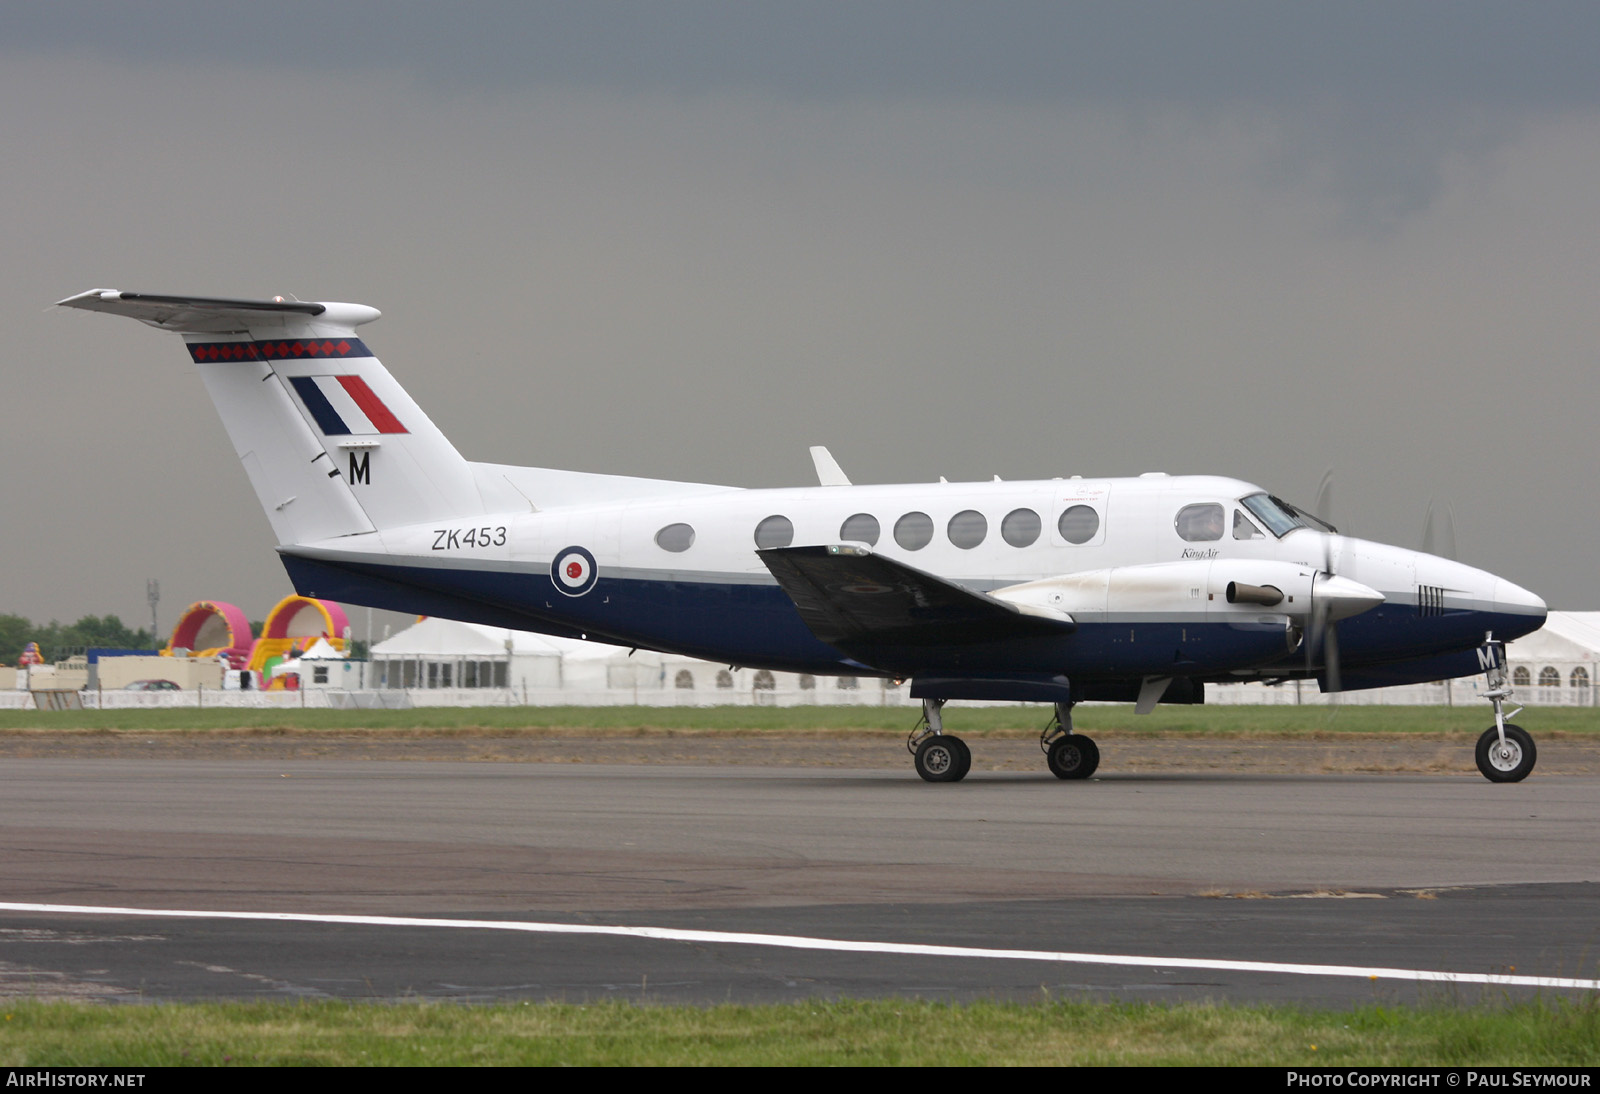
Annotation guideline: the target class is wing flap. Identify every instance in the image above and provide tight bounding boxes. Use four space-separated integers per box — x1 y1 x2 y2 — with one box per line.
758 544 1074 649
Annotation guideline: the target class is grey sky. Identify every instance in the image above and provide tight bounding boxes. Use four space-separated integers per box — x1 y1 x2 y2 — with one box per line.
2 3 1597 634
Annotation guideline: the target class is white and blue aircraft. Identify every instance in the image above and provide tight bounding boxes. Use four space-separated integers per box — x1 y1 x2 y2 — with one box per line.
60 289 1548 783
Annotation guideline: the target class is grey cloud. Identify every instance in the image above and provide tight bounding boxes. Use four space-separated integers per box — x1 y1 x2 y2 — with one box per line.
4 2 1596 109
9 2 1596 229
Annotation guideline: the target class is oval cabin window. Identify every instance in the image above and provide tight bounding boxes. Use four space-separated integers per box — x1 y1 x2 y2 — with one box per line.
947 510 987 549
894 512 934 551
1174 503 1225 542
1001 508 1041 548
1057 505 1100 545
839 513 880 545
655 523 695 552
754 515 794 549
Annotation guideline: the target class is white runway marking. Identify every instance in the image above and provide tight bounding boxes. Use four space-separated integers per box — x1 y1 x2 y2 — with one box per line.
2 901 1595 992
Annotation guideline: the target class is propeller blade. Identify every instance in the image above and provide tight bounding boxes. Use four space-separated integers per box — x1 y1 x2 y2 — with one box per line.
1313 468 1337 574
1314 469 1335 521
1306 572 1380 693
1422 499 1457 560
1324 621 1342 694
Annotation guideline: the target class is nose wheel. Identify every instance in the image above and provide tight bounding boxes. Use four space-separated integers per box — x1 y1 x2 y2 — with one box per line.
1474 635 1537 783
1476 724 1535 783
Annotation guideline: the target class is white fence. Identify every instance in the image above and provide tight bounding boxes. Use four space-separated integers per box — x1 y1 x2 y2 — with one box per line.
0 682 925 711
4 678 1597 711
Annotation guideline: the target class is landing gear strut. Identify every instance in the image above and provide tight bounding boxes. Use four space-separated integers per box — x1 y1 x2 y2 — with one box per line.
1040 701 1099 780
1474 634 1536 783
909 698 970 782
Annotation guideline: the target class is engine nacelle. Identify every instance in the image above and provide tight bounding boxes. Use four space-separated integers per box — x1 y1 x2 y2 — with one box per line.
990 559 1381 626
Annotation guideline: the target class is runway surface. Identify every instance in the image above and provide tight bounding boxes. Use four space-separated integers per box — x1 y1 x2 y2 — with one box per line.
1 757 1596 1005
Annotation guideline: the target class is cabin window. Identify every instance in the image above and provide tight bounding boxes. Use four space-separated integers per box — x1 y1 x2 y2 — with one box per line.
754 515 794 549
674 669 695 689
1175 503 1225 542
1540 666 1561 688
1001 508 1041 548
894 512 934 551
947 510 987 550
1057 505 1100 545
655 523 695 552
1233 510 1264 540
840 513 880 545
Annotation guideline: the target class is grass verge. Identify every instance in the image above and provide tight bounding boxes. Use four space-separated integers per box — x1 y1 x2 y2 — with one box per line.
2 998 1597 1066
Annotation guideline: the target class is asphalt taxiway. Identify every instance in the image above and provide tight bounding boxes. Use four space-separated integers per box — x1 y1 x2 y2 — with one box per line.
1 757 1596 1005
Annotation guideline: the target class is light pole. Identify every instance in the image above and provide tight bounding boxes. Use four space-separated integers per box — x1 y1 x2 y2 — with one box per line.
146 579 160 649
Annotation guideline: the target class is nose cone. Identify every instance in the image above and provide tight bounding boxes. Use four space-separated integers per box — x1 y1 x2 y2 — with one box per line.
1494 577 1547 629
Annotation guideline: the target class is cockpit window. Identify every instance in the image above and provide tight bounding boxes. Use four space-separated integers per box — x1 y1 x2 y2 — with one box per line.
1240 493 1337 538
1175 503 1225 542
1232 509 1263 540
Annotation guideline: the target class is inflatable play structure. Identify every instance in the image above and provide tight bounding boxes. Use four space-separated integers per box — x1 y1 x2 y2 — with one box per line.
165 600 253 668
164 595 349 689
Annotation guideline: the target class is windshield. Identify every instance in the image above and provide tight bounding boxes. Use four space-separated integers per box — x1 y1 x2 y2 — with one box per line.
1240 493 1337 538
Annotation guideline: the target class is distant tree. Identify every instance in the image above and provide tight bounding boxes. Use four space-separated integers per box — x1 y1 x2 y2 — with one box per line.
68 615 154 652
0 613 155 664
0 614 32 665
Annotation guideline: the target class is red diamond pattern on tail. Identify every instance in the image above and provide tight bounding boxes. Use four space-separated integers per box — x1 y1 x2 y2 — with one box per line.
187 337 370 362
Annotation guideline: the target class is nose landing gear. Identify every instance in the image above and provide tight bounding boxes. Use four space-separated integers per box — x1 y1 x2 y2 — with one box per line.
1474 635 1536 783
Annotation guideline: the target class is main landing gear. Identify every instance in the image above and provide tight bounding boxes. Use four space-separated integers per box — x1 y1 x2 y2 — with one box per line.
908 699 970 782
1474 634 1536 783
1041 702 1099 780
908 699 1100 782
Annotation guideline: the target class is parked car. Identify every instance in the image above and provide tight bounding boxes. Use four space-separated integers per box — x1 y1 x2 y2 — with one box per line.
124 679 181 691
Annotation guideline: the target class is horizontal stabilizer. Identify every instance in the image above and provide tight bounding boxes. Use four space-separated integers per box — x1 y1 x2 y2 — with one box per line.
56 290 377 334
758 544 1075 650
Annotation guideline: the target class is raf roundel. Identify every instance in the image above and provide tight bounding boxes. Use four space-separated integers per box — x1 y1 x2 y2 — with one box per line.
551 546 599 597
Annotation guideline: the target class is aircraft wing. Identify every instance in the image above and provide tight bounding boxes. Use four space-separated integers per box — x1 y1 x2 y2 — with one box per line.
758 544 1075 650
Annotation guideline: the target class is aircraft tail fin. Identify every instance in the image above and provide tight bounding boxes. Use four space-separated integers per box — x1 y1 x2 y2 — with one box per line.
58 290 483 544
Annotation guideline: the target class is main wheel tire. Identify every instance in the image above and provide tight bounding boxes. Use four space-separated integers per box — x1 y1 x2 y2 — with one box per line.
915 736 967 783
1047 734 1099 780
1475 724 1536 783
948 735 972 781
